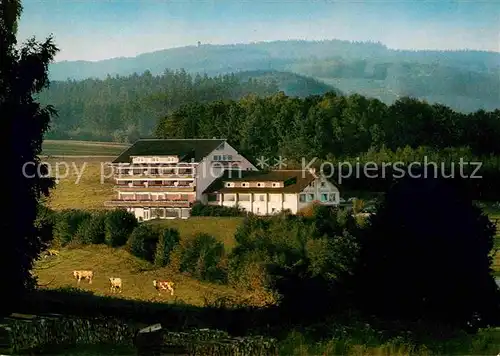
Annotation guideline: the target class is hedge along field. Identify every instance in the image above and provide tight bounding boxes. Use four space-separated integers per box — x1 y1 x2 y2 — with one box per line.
34 245 249 306
34 208 253 306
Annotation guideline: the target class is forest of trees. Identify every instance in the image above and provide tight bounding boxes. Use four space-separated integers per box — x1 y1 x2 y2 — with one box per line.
156 92 500 161
47 40 500 113
37 70 280 142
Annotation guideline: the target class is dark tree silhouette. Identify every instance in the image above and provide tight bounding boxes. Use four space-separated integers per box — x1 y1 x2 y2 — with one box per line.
347 171 500 330
0 0 58 316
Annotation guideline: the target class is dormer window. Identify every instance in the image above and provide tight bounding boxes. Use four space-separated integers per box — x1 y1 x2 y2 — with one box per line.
257 182 265 187
272 182 279 188
225 182 235 188
241 182 249 188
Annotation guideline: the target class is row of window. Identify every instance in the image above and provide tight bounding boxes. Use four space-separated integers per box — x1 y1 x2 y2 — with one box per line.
308 181 328 188
120 193 193 199
213 154 233 161
208 194 270 202
208 192 337 203
224 181 331 189
299 193 337 203
119 181 193 187
132 156 179 163
126 169 193 175
224 182 280 188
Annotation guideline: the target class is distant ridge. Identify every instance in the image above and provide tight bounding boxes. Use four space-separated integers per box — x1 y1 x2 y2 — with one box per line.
47 39 500 114
49 39 500 81
52 39 500 65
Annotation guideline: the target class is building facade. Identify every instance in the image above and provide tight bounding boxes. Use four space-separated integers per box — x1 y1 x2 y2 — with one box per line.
104 139 256 221
202 169 340 215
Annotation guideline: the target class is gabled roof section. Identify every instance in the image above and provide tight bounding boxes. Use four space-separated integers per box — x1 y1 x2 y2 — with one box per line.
112 139 226 164
203 170 319 194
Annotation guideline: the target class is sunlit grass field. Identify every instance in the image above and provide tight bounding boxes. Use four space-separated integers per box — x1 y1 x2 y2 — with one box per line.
148 218 241 251
42 140 129 156
34 244 248 307
31 140 500 355
45 157 115 210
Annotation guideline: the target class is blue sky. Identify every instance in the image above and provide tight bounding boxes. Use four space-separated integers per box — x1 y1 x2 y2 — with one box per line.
17 0 500 62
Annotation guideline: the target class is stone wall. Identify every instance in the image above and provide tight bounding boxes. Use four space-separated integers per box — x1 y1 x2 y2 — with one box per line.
138 328 278 356
2 315 134 353
1 315 278 355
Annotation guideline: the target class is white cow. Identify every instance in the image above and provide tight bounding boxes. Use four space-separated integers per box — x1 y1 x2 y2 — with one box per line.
109 277 122 293
73 270 93 284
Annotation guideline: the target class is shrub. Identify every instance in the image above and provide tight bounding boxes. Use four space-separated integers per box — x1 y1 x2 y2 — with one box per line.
228 212 361 314
154 228 180 267
190 201 246 217
75 212 106 245
174 233 227 283
297 201 322 217
53 209 92 246
127 225 159 262
104 209 137 247
348 173 500 330
352 199 365 214
34 204 56 248
228 249 272 291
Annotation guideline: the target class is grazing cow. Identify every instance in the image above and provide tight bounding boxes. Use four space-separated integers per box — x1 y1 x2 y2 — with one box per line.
73 270 93 284
45 249 59 258
153 280 174 296
109 277 122 293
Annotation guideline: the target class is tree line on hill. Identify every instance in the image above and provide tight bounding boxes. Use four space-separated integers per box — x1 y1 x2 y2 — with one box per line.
38 64 500 144
37 172 500 337
156 92 500 199
47 39 500 113
156 92 500 159
36 70 279 142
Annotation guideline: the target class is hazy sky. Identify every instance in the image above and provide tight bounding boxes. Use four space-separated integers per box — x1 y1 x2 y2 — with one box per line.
17 0 500 62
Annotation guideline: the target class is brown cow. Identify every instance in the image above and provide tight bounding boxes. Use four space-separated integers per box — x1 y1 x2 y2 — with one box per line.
153 280 174 296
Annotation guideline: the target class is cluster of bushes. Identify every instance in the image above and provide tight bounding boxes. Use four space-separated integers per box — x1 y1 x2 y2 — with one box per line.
223 206 361 307
51 209 138 248
190 201 247 217
40 172 500 335
192 174 500 332
127 225 180 267
126 225 227 280
44 208 228 276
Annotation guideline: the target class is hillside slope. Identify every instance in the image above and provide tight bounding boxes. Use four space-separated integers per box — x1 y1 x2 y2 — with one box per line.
34 245 247 306
38 70 339 141
47 39 500 113
233 70 340 97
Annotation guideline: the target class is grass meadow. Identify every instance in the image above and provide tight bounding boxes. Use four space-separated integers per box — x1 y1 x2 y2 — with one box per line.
41 140 129 156
29 140 500 354
44 157 116 210
34 244 248 307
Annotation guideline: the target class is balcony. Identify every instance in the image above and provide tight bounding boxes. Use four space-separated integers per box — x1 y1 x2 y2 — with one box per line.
115 174 195 180
104 199 192 208
114 185 195 192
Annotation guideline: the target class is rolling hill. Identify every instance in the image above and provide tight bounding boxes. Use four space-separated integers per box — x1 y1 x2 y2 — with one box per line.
47 39 500 113
38 69 339 142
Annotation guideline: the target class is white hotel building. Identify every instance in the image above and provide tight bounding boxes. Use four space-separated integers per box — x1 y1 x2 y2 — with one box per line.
105 138 340 220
